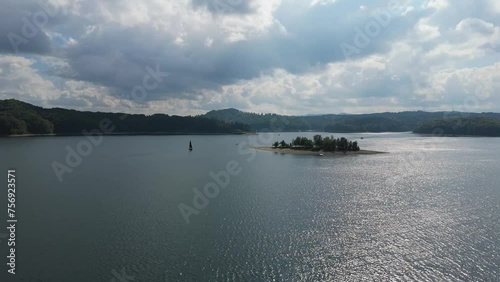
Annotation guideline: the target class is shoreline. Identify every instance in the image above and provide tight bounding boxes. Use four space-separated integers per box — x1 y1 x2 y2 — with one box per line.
413 133 500 138
1 132 255 138
253 147 386 156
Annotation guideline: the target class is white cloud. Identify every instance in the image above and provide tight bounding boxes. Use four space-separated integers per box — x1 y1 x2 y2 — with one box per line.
415 19 441 41
0 55 60 102
0 55 133 112
456 18 495 34
490 0 500 13
424 18 500 60
416 62 500 109
427 0 449 10
310 0 337 7
204 37 214 48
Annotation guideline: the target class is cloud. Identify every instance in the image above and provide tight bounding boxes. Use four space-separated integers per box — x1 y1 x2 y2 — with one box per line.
0 0 499 115
0 0 58 54
0 55 59 103
190 0 257 15
0 54 133 112
55 0 421 102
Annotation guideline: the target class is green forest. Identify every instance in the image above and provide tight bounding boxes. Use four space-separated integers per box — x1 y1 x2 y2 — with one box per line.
413 116 500 137
2 99 500 137
204 108 500 133
273 135 360 152
0 99 250 135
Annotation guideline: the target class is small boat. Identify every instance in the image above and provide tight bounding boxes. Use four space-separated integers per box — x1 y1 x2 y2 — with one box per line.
189 141 193 151
318 153 324 156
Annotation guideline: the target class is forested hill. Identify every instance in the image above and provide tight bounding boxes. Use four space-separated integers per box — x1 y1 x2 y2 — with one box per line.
413 117 500 137
3 99 500 136
0 99 250 135
204 108 500 133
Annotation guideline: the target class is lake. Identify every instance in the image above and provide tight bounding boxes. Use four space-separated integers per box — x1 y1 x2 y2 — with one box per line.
0 132 499 281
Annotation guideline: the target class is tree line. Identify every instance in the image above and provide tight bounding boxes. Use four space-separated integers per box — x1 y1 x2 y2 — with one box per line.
0 99 251 135
204 108 500 133
413 116 500 137
273 135 360 152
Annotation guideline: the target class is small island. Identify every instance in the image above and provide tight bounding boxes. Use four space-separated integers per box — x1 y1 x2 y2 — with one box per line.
254 135 385 156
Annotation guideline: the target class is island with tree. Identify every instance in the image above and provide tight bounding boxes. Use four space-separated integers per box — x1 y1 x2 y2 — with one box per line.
255 135 384 156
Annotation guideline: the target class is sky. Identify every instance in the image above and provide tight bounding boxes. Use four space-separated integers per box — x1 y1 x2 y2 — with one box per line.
0 0 499 115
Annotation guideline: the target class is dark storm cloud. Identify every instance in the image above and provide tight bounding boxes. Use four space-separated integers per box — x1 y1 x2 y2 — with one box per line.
61 25 235 101
57 0 428 103
0 0 427 100
0 0 56 54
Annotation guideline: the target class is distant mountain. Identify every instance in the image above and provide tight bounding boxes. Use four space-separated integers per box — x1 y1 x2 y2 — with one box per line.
203 108 500 133
0 99 250 136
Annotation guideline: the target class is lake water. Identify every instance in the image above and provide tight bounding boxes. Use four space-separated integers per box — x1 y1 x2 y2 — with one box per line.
0 132 499 281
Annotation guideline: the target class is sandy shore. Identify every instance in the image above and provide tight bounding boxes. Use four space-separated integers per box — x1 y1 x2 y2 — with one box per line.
253 147 386 156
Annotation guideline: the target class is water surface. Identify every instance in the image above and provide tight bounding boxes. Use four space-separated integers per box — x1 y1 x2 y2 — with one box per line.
0 132 499 281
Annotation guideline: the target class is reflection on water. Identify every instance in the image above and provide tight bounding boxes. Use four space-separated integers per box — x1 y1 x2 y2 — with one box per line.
0 133 499 281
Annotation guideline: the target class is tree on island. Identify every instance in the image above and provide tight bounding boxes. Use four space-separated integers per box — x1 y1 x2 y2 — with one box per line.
280 140 288 148
273 140 290 148
352 141 360 151
292 136 314 148
313 134 323 147
289 135 360 152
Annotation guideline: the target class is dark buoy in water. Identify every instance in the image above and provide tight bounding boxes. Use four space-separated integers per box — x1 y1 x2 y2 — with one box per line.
189 141 193 151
